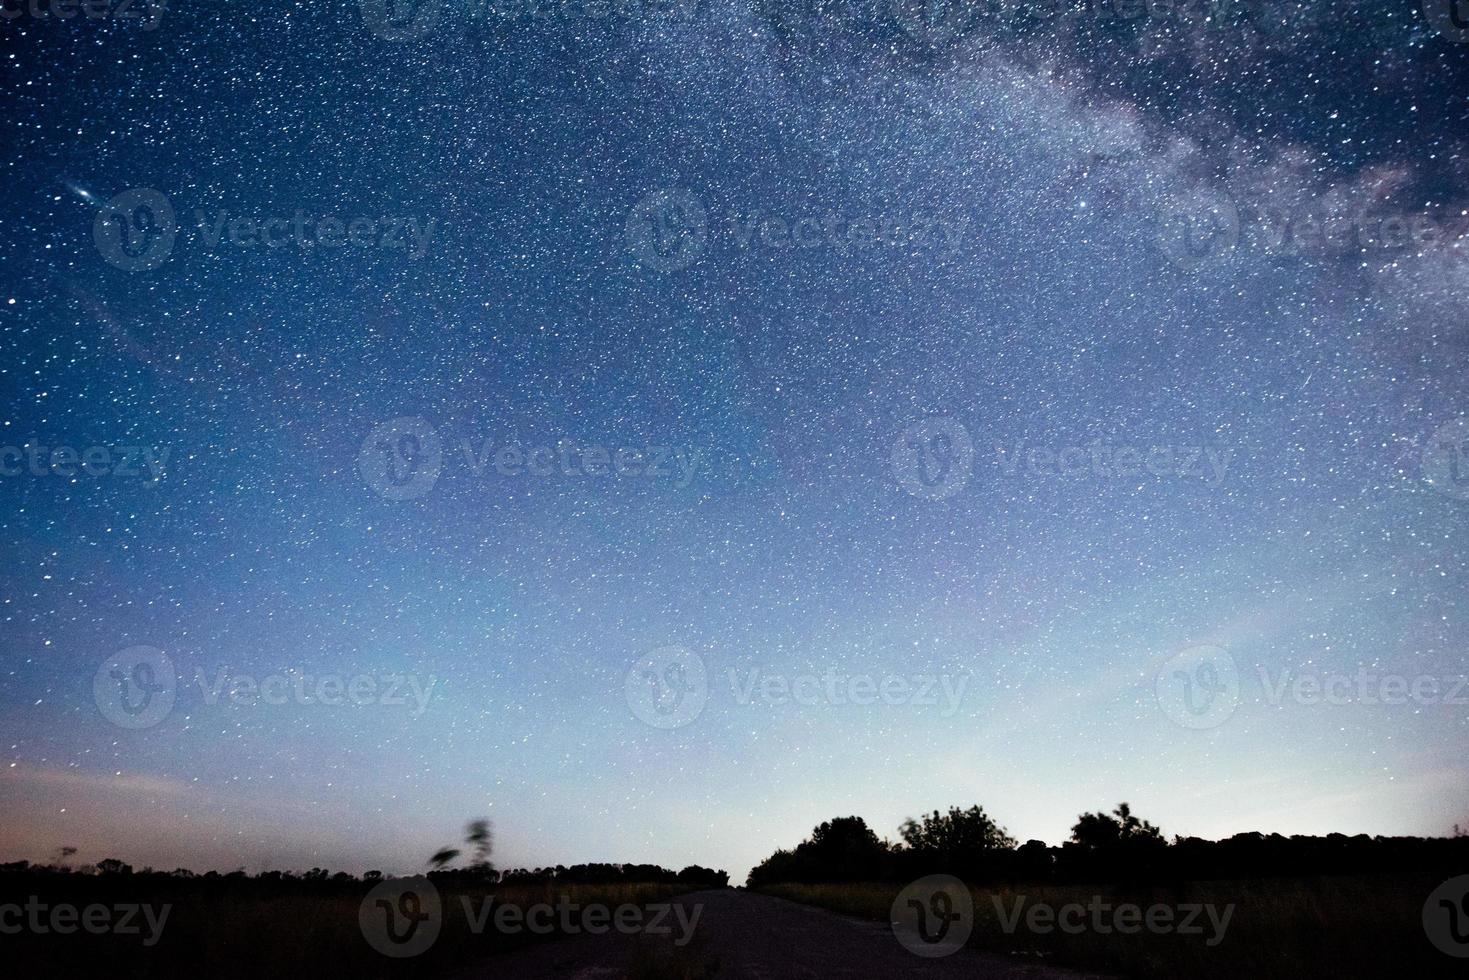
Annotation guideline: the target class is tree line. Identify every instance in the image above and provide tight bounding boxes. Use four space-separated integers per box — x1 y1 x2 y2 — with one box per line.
425 817 729 887
745 802 1469 886
0 858 730 890
3 817 731 890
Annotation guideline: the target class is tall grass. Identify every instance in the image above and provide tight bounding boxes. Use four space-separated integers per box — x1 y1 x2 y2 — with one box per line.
762 873 1459 979
0 874 693 979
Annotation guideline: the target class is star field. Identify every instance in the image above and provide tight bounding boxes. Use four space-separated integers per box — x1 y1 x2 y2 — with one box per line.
0 0 1466 881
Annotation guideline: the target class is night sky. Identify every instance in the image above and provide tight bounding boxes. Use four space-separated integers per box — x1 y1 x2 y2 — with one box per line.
1 0 1467 883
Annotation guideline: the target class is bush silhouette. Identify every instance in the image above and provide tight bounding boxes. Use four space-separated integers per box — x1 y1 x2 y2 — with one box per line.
747 801 1469 886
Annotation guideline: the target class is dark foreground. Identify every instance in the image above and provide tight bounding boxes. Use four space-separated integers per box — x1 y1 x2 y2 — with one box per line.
459 888 1109 980
3 869 1463 978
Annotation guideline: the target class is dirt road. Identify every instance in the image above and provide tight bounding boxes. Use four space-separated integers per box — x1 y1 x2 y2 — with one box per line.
461 888 1111 979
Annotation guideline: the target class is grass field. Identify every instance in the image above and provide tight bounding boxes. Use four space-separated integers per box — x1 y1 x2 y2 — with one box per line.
0 875 694 979
761 874 1458 979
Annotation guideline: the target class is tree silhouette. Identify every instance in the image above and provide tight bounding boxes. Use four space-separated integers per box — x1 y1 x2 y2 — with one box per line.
466 819 493 871
429 817 495 874
746 816 889 885
428 847 461 869
900 805 1017 853
1071 802 1162 849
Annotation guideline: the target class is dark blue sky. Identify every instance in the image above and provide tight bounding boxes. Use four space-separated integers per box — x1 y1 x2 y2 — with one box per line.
1 1 1466 881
